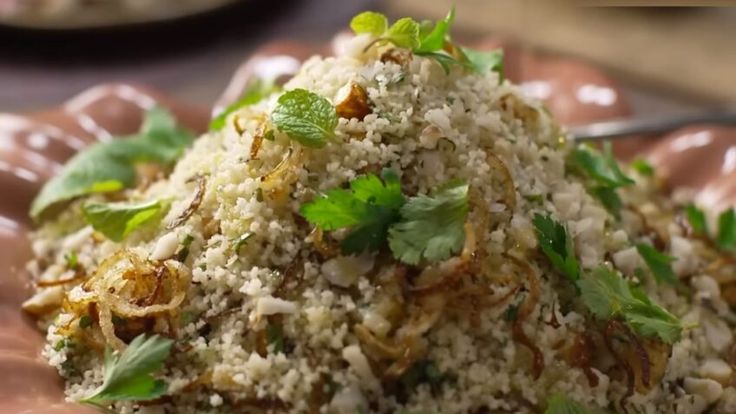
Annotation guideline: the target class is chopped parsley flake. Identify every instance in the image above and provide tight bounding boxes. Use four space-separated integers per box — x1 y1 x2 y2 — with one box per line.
686 204 708 236
717 208 736 250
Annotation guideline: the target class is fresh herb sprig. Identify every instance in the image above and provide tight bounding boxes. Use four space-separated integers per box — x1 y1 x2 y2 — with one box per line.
80 334 173 407
350 9 503 77
570 142 634 217
271 88 338 148
31 108 193 221
301 171 468 264
82 199 167 242
579 266 682 343
532 214 580 281
635 243 679 287
685 204 736 252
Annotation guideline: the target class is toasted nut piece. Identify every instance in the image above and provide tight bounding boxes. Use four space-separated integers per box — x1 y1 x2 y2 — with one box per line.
380 48 413 66
335 83 371 121
699 359 733 385
22 286 64 316
684 377 723 404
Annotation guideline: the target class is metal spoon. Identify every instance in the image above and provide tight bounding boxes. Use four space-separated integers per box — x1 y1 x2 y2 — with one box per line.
570 108 736 141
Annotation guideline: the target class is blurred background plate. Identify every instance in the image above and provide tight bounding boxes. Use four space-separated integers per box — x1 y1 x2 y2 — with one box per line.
0 0 243 30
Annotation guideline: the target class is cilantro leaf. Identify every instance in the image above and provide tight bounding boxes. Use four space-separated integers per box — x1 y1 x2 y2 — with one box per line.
210 78 279 131
631 159 655 177
578 266 682 343
532 214 580 281
636 243 679 286
572 143 634 189
414 51 465 74
686 204 708 236
81 334 173 404
590 186 623 219
271 89 338 148
301 169 405 254
31 107 193 221
415 7 454 53
717 208 736 250
350 11 388 36
459 47 504 79
82 199 166 242
545 393 606 414
388 180 468 265
386 17 420 49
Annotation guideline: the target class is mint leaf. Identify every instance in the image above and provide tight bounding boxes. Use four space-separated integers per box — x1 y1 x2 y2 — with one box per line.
545 393 606 414
82 199 165 242
31 107 193 221
388 180 468 264
578 266 681 343
636 243 679 286
386 17 420 49
686 204 708 236
210 78 279 131
301 169 405 254
459 47 504 78
631 159 655 177
81 334 173 404
271 89 338 148
416 7 454 53
350 11 388 36
717 208 736 250
532 214 580 281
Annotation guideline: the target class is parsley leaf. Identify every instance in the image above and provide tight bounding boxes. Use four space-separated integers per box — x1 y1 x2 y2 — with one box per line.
578 266 682 343
686 204 708 236
301 169 405 254
350 11 388 36
271 89 338 148
636 243 679 286
210 78 279 131
388 180 468 265
571 142 633 216
545 393 605 414
82 199 166 242
631 159 655 177
532 214 580 281
81 334 173 404
386 17 420 49
31 107 193 221
717 208 736 250
572 143 634 188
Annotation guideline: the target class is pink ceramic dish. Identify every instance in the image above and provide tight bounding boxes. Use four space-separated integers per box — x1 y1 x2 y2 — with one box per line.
0 34 733 413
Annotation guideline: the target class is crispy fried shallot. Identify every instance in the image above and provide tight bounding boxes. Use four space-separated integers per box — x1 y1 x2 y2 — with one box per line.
168 175 207 229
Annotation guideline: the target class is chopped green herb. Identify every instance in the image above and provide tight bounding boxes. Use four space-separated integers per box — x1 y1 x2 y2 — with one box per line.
54 339 67 351
175 234 195 262
263 129 275 141
65 251 79 270
631 159 655 177
80 334 173 405
399 360 450 393
31 108 193 221
578 266 682 343
233 232 255 253
571 142 633 216
386 17 420 49
717 208 736 250
79 315 93 329
459 48 504 81
271 89 338 148
415 7 454 53
266 323 284 354
350 11 388 36
686 204 708 236
635 243 679 286
388 180 468 265
523 194 545 204
209 78 280 131
504 301 520 322
302 169 405 254
82 199 165 242
532 214 580 281
545 393 605 414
